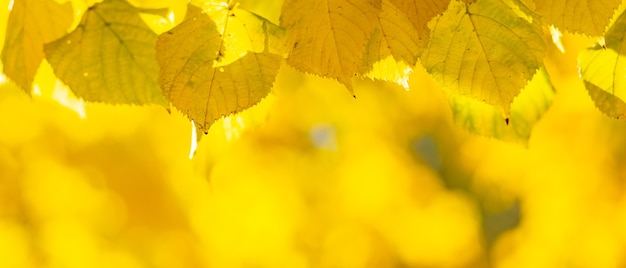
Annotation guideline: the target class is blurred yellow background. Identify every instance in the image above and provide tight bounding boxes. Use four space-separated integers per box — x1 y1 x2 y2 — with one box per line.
2 0 626 267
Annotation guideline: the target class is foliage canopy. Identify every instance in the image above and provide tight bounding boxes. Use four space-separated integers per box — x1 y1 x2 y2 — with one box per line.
2 0 625 142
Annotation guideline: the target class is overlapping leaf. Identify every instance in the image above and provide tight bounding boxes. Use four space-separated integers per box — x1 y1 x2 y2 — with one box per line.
535 0 621 36
580 9 626 119
1 0 72 93
421 0 546 116
446 68 554 144
387 0 449 37
156 5 283 133
230 9 288 56
201 1 289 62
358 0 423 87
280 0 382 94
44 0 166 105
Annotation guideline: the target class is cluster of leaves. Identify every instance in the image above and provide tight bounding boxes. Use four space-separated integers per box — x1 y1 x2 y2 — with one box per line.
2 0 625 143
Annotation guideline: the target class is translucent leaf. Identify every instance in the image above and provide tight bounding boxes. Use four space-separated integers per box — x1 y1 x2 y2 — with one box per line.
535 0 620 36
230 9 289 57
387 0 449 37
358 0 424 87
421 0 546 115
446 68 554 144
156 7 282 133
44 0 166 105
200 1 288 62
580 10 626 119
1 0 72 93
280 0 382 94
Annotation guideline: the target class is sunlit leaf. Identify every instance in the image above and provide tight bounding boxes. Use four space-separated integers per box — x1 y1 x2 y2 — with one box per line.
580 10 626 119
1 0 72 93
358 0 423 87
535 0 621 36
421 0 546 115
280 0 382 94
387 0 449 37
194 0 288 64
446 68 554 144
156 6 282 133
44 0 166 105
230 9 289 57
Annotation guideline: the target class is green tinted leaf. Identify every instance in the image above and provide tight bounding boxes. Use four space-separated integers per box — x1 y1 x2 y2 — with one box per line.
280 0 382 94
1 0 72 93
580 10 626 119
156 7 282 132
421 0 546 115
585 81 626 119
535 0 620 36
359 0 424 87
44 0 166 105
447 68 554 144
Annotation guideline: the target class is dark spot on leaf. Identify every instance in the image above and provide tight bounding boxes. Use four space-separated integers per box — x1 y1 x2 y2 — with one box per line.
505 118 509 125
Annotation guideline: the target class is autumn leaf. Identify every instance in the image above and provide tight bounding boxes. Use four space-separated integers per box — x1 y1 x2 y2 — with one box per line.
156 5 282 133
580 9 626 119
387 0 449 37
446 68 554 144
421 0 546 116
358 0 423 87
44 0 166 105
280 0 382 94
1 0 72 93
535 0 621 36
200 1 289 62
229 9 289 57
585 81 626 119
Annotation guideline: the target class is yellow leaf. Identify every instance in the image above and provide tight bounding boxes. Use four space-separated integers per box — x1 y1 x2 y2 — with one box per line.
230 9 289 57
280 0 382 94
584 81 626 119
535 0 620 36
44 0 166 105
156 7 282 133
190 1 288 63
387 0 449 37
421 0 545 115
580 10 626 119
1 0 72 93
446 68 554 144
359 0 424 87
